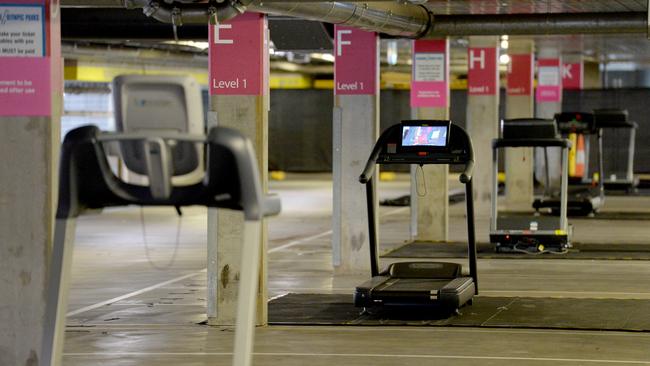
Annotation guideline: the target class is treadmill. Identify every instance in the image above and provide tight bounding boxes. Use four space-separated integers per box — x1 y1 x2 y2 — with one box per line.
533 112 605 216
593 108 639 192
354 120 477 313
490 119 572 252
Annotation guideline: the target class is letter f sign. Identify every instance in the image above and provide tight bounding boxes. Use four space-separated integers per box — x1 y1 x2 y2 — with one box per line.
337 29 352 57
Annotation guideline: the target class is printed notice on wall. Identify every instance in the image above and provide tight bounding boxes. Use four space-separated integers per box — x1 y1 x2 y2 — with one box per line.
0 5 45 57
414 53 445 82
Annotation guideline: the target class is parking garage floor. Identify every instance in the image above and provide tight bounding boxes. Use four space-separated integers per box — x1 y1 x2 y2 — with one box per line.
62 175 650 365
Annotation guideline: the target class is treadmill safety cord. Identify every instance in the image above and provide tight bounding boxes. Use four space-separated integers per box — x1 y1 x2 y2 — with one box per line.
415 164 428 197
140 206 183 270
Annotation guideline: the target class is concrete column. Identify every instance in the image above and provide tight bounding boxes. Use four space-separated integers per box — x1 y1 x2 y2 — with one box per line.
505 39 535 210
332 27 379 274
466 36 499 217
535 47 563 189
0 1 62 364
409 39 449 242
207 13 269 326
583 61 602 89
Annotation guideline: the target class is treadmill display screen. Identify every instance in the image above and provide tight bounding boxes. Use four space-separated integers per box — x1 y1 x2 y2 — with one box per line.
401 125 448 147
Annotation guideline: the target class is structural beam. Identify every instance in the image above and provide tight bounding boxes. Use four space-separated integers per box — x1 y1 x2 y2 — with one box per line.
466 36 499 219
0 1 62 364
505 38 536 210
207 13 270 326
409 38 449 242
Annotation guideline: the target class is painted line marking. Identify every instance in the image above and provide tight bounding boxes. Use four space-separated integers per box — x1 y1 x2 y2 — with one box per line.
61 352 650 363
268 206 407 254
64 324 650 337
66 270 206 317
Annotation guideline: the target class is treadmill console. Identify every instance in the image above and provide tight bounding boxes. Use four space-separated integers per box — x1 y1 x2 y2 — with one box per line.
555 112 595 133
501 119 558 139
377 120 470 165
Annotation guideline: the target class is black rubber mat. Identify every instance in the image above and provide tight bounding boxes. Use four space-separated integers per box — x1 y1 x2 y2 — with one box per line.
269 293 650 331
382 241 650 260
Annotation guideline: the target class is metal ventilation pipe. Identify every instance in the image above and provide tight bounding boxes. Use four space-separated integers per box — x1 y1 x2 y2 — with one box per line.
247 1 432 38
79 1 432 38
428 12 647 36
121 0 253 24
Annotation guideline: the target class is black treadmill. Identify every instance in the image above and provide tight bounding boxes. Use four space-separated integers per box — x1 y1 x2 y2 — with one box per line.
354 120 477 313
533 112 605 216
594 108 639 192
490 119 572 252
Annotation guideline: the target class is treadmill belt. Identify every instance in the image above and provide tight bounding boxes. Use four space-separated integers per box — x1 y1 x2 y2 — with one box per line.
382 241 650 260
269 293 650 331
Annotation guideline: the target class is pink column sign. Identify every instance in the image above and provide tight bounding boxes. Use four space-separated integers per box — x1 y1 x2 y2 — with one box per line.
507 54 534 96
536 58 562 102
562 62 583 90
334 26 378 95
467 47 498 96
0 0 52 116
209 12 266 96
410 39 449 108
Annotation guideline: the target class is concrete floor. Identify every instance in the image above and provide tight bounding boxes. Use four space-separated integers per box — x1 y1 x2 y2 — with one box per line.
63 175 650 365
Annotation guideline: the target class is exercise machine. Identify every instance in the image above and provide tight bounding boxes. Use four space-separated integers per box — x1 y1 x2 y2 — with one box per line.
490 119 572 252
355 120 477 313
41 126 279 366
594 108 639 192
111 75 206 186
533 112 604 216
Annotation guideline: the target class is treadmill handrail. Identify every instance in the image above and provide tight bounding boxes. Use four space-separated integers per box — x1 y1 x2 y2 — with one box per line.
493 138 572 148
359 125 400 184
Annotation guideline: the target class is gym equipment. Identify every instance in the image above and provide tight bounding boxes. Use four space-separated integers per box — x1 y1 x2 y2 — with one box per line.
593 108 639 192
112 75 205 186
41 126 279 366
533 112 604 216
490 119 572 252
355 120 477 313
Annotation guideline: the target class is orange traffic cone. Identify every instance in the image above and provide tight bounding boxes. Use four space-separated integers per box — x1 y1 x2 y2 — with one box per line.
574 134 586 178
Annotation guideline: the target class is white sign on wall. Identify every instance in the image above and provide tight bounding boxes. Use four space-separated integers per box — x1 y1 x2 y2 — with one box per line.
0 5 45 57
414 53 445 82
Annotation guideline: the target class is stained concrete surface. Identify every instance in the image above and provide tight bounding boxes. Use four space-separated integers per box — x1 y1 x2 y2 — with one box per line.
62 175 650 365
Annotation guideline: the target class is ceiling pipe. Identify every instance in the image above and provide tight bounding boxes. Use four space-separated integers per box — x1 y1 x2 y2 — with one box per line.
60 1 648 37
246 1 432 38
427 12 647 36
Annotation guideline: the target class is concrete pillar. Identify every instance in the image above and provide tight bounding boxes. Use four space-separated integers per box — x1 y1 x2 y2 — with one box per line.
466 36 499 217
505 39 535 210
207 13 269 325
583 61 602 89
0 1 62 364
332 27 379 274
409 39 449 242
535 47 563 189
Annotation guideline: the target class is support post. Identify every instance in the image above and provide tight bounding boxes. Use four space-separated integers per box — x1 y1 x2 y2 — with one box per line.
466 36 499 218
505 38 535 210
535 47 563 189
0 1 62 364
409 38 450 242
332 26 379 274
207 12 270 325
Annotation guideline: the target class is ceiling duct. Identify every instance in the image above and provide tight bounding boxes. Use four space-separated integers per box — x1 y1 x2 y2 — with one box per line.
247 2 431 38
429 12 647 36
61 1 648 38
